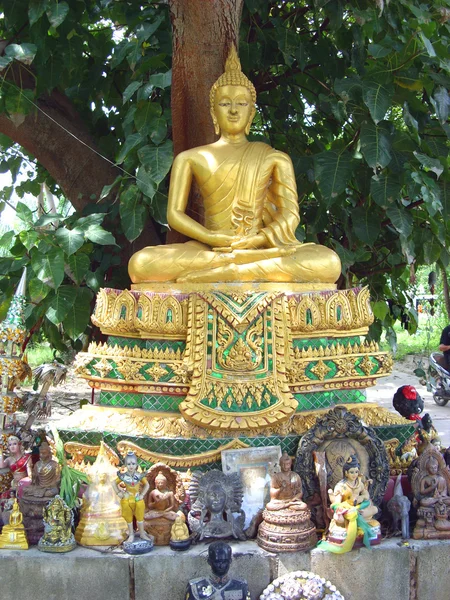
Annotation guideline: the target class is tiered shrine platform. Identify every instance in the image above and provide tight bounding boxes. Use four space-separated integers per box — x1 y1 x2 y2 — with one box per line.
58 284 413 467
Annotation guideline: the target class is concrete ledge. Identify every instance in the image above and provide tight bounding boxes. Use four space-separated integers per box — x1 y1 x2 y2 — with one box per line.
0 539 449 600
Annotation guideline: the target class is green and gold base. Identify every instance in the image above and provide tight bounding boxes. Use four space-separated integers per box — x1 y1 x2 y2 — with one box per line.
59 284 410 468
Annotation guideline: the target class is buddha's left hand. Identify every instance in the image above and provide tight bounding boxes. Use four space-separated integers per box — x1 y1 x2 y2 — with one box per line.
231 233 265 249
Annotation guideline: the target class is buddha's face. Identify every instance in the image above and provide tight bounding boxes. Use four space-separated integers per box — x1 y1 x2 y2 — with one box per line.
39 444 51 462
155 477 167 491
345 467 359 482
207 483 226 513
213 85 254 135
427 460 439 475
280 455 292 473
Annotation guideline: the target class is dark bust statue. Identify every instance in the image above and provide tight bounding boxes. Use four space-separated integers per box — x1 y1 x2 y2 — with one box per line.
185 541 250 600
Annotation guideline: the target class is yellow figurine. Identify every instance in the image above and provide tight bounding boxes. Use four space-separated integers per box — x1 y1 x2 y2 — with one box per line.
129 46 341 285
170 511 190 542
0 498 28 550
112 451 152 543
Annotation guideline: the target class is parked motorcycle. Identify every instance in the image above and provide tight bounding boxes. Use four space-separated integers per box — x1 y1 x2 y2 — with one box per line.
428 352 450 406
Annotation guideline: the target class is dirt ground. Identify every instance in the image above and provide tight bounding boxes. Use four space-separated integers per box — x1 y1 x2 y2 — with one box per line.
22 353 450 447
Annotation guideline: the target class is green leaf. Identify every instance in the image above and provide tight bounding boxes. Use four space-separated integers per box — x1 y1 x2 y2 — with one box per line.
55 227 85 256
116 133 142 164
136 165 156 199
75 213 105 231
148 70 172 89
0 57 13 71
362 78 393 124
34 213 64 227
413 152 444 179
31 247 65 288
370 174 402 208
67 252 90 285
352 206 380 246
134 103 162 136
19 230 39 250
372 301 389 320
431 87 450 124
314 150 354 205
84 225 116 245
29 0 48 25
0 230 15 250
15 202 33 223
122 81 142 104
29 278 51 302
64 287 93 339
138 140 173 185
46 1 69 28
47 285 78 324
149 190 168 226
5 43 37 65
99 176 123 201
419 32 436 57
120 185 147 242
386 205 413 236
360 122 392 169
150 116 168 145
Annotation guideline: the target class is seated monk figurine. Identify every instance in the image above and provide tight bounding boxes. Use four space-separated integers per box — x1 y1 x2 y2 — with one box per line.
419 455 450 530
128 46 341 285
266 452 307 512
24 442 60 499
145 471 178 521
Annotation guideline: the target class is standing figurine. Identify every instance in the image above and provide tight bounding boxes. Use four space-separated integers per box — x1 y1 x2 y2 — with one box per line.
0 435 32 495
185 541 251 600
112 451 152 544
257 452 316 552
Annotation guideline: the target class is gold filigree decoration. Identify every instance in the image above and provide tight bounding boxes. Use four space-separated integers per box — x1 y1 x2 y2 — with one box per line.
217 317 263 371
334 357 359 378
58 403 409 442
116 439 250 467
146 364 168 382
115 359 146 381
310 360 332 381
359 355 375 376
384 437 416 475
86 341 183 362
94 357 113 379
64 441 120 467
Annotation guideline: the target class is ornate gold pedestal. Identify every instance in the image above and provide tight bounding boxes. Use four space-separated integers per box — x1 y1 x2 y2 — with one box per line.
58 284 408 468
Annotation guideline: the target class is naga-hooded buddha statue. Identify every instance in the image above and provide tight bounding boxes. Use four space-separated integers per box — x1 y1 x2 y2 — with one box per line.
128 46 341 285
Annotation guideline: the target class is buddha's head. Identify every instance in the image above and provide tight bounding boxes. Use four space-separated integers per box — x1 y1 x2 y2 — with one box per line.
426 456 439 475
343 454 361 482
155 471 168 491
39 442 52 462
206 482 227 514
210 45 256 136
279 451 292 473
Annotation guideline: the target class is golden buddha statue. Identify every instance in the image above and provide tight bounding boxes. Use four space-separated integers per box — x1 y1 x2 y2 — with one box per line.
0 498 28 550
128 46 341 285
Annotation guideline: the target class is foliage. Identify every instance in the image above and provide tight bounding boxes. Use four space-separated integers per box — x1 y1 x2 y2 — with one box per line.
50 425 89 508
0 0 449 350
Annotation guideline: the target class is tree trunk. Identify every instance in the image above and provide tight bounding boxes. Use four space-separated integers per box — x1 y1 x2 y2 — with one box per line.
167 0 244 242
0 86 118 213
441 264 450 320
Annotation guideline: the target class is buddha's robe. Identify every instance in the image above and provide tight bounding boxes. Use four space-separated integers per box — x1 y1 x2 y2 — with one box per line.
129 142 341 284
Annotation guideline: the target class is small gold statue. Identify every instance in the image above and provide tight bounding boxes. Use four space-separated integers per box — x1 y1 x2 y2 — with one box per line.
75 443 128 546
257 452 316 552
38 495 76 552
129 46 341 285
0 498 28 550
112 451 152 544
171 511 190 542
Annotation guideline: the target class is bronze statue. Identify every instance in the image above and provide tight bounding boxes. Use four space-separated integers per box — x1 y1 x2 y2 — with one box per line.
188 470 246 541
143 462 185 545
128 46 340 285
38 495 76 553
411 444 450 538
185 541 251 600
257 452 316 552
